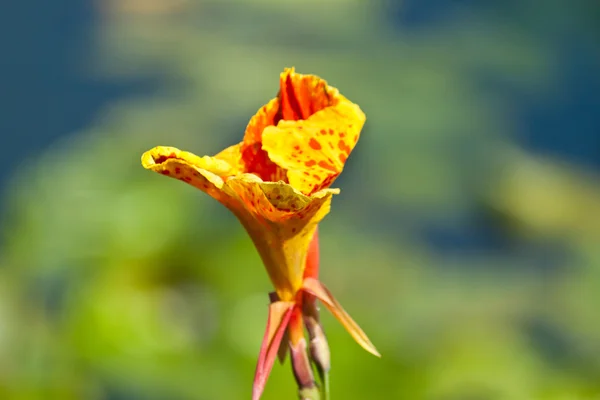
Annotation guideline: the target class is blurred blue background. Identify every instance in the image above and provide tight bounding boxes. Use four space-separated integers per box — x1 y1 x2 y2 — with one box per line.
1 0 599 399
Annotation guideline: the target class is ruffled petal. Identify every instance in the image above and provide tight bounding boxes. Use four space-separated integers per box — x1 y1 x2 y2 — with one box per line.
239 68 361 189
142 146 339 301
241 98 287 182
279 67 337 121
244 97 281 146
141 146 234 202
262 96 365 195
302 277 380 357
225 175 338 300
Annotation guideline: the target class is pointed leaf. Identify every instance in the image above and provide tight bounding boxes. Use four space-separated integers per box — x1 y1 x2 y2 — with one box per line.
252 301 295 400
302 278 380 357
276 328 289 364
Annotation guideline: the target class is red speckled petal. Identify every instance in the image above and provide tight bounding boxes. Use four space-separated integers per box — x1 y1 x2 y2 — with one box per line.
262 96 365 195
302 277 380 357
141 146 235 202
225 175 338 300
142 146 339 301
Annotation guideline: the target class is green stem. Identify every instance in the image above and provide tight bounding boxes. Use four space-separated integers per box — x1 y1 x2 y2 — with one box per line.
298 386 321 400
321 369 330 400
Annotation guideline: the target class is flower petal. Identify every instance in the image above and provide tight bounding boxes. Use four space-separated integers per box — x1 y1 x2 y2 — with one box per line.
214 142 244 176
141 146 235 202
262 96 366 195
279 67 337 121
142 147 339 301
253 301 295 400
225 176 338 300
244 97 281 146
241 97 287 182
302 277 380 357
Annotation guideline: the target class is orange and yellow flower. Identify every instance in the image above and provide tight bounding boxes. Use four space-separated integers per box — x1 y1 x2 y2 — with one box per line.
141 68 378 399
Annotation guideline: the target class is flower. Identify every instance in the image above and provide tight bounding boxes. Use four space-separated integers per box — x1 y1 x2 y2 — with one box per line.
141 68 379 399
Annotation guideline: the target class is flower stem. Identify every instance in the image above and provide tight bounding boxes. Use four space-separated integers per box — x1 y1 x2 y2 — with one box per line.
319 368 330 400
298 386 321 400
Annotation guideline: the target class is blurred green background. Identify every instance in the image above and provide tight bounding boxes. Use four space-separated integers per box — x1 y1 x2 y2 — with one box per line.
1 0 600 399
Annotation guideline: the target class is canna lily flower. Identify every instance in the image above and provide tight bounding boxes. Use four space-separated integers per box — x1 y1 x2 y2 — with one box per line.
141 68 379 399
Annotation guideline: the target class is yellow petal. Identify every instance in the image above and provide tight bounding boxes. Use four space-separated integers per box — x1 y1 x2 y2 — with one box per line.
239 68 363 191
226 175 338 300
302 277 380 357
142 69 363 302
142 146 339 301
214 142 244 176
262 95 365 195
141 146 235 202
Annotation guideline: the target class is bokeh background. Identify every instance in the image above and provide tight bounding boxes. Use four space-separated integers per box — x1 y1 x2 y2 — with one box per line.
1 0 600 399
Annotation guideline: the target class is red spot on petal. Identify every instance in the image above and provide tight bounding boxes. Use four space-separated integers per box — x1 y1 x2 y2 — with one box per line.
328 129 334 135
339 154 347 163
338 140 351 155
293 145 300 150
303 171 310 176
318 160 337 172
305 160 317 167
313 174 321 180
319 129 327 135
175 167 181 174
309 138 322 150
161 170 170 175
339 132 346 138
